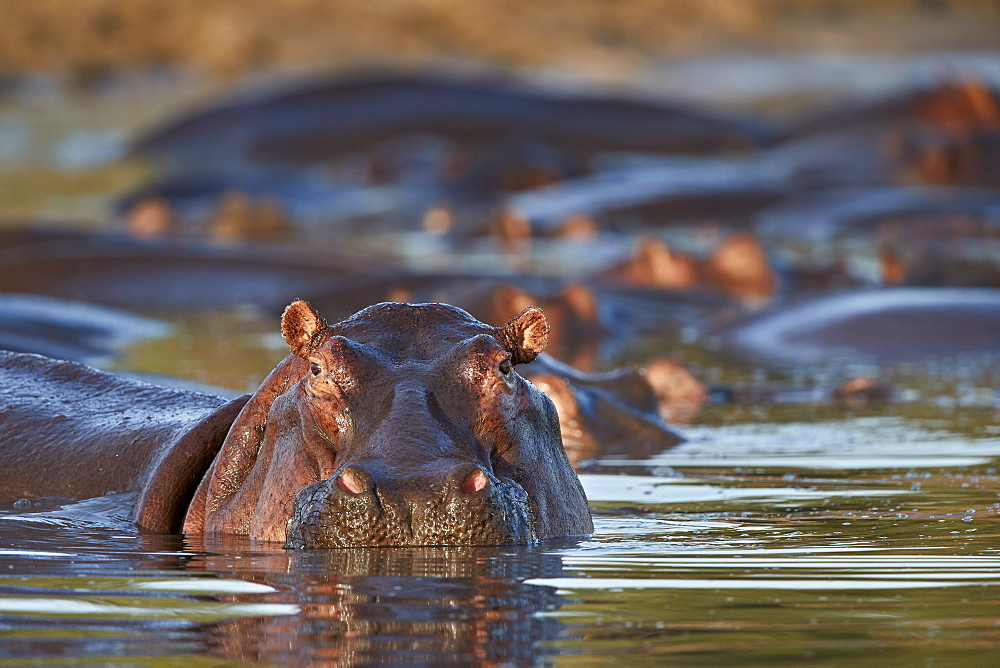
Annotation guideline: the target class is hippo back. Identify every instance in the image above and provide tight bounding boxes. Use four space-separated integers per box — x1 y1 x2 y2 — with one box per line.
0 351 247 531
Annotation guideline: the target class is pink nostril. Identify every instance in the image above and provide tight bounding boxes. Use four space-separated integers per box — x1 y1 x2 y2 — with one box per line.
337 468 365 495
460 469 489 495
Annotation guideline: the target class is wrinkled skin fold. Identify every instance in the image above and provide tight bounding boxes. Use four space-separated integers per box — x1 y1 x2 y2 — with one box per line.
183 300 592 547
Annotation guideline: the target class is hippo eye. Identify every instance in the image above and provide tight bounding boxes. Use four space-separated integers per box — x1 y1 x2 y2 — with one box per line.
310 362 322 376
498 358 512 377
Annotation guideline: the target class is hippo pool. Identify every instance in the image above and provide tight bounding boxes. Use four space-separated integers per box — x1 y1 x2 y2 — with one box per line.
1 64 1000 665
1 297 997 665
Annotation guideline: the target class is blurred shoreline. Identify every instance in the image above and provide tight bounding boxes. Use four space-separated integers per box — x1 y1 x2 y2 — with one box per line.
1 0 997 86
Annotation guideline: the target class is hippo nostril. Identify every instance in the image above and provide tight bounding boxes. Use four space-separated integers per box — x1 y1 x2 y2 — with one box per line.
336 467 369 495
460 468 489 495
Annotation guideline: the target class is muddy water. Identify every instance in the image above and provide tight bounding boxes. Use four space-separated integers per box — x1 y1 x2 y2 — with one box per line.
1 315 997 665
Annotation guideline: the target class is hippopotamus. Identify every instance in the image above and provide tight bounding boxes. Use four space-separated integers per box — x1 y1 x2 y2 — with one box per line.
722 287 1000 364
755 186 1000 243
0 301 592 547
120 72 774 237
774 78 1000 188
131 72 772 171
0 232 407 315
602 234 776 303
505 158 789 234
520 355 693 465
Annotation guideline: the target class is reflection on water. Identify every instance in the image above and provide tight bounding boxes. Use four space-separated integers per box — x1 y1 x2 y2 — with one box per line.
0 536 574 665
1 410 997 664
190 546 573 665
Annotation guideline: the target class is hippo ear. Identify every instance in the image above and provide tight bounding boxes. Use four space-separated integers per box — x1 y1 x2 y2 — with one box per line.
497 306 549 365
281 300 328 357
563 283 598 321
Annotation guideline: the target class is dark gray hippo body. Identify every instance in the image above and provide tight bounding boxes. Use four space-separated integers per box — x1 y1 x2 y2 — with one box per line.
520 354 689 465
0 301 592 547
132 72 772 169
0 235 378 313
121 72 774 232
725 287 1000 364
0 351 248 531
771 80 1000 190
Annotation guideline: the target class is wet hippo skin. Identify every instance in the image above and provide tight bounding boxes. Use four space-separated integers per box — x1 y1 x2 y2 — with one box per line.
0 301 592 547
0 351 249 528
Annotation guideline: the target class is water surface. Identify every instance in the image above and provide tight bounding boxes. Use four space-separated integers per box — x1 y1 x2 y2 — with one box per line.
2 389 997 664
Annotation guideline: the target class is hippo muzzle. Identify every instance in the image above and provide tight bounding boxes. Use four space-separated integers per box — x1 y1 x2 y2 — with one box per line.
286 465 535 548
182 300 593 548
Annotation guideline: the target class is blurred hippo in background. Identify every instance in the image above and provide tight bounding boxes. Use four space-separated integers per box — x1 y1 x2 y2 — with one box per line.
0 293 169 366
723 287 1000 365
522 354 698 465
0 229 404 315
0 300 593 547
131 72 771 174
119 71 773 239
602 233 777 303
754 187 1000 291
774 78 1000 188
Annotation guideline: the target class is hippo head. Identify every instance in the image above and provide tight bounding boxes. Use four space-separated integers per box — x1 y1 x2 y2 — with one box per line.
183 301 592 548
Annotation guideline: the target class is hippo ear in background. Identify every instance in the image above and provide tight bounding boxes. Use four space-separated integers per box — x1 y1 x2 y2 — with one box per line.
563 283 598 322
493 284 534 320
497 306 549 365
282 299 328 357
707 233 775 301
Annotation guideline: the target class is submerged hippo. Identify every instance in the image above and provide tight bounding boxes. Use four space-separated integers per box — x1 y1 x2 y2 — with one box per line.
724 287 1000 364
131 72 771 169
0 301 592 547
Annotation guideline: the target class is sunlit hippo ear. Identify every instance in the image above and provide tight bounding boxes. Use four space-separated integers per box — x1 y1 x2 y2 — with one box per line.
497 306 549 365
281 299 329 357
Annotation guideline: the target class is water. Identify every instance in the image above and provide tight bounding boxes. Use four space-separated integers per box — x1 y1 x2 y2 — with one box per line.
2 383 997 664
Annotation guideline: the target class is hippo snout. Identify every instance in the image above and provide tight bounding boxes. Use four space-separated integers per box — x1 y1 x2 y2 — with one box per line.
285 463 536 548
